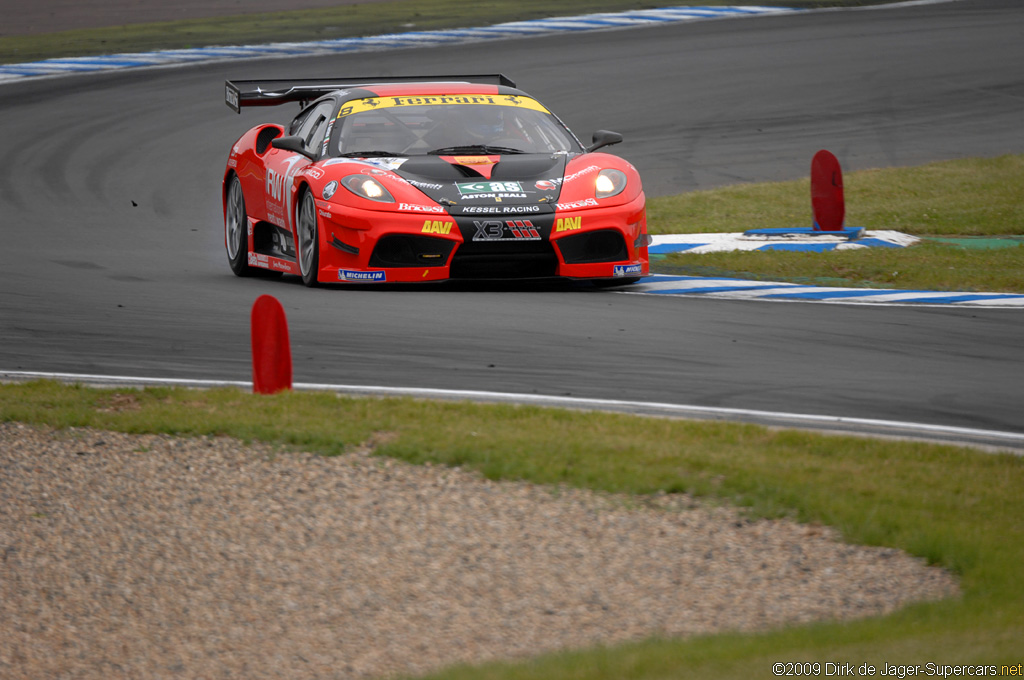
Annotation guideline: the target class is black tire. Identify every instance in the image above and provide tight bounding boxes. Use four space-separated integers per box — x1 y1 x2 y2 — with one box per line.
296 188 320 287
225 174 253 277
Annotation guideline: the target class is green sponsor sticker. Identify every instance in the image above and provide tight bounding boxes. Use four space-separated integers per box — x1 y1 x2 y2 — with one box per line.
457 181 523 195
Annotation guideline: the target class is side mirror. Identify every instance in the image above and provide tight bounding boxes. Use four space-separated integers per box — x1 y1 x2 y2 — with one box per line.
271 135 317 160
585 130 623 153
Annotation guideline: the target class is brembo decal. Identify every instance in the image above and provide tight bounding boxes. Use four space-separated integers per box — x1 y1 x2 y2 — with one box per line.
399 203 446 213
555 198 599 211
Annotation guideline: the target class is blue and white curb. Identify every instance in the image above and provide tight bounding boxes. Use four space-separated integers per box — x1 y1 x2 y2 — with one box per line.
650 230 919 254
623 275 1024 307
0 6 797 82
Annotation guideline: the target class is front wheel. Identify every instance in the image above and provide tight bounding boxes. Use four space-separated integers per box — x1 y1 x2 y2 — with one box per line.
296 188 320 287
225 174 252 276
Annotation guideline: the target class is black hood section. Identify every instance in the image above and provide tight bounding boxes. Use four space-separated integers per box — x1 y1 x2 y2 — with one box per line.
488 154 566 179
395 155 480 180
393 153 567 217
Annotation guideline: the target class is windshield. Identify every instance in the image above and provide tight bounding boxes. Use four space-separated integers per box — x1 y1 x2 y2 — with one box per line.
330 94 582 157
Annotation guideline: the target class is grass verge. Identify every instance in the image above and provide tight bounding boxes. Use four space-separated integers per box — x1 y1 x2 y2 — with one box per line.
647 155 1024 292
2 380 1022 678
1 0 899 65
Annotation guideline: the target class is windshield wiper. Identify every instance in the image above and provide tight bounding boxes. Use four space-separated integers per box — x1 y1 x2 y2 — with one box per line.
427 145 526 156
337 150 404 157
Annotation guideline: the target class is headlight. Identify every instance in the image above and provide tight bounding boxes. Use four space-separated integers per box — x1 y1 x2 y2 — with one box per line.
595 169 627 199
342 175 395 202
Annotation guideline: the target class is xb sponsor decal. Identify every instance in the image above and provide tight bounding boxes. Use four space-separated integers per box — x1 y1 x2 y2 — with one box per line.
338 269 386 282
473 220 541 242
614 264 642 277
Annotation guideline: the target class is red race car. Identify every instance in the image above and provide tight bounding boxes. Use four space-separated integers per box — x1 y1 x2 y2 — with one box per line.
223 75 648 286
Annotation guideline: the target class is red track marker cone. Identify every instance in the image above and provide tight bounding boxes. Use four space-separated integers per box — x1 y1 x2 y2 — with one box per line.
811 149 845 231
251 294 292 394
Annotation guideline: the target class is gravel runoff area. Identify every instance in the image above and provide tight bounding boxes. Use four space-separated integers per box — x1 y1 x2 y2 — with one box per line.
1 422 958 680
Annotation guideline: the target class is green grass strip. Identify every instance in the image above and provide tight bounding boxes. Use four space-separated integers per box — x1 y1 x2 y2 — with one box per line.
648 154 1024 292
2 381 1022 678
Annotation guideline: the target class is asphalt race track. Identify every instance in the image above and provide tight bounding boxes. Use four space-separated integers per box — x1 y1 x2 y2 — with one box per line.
1 0 1023 445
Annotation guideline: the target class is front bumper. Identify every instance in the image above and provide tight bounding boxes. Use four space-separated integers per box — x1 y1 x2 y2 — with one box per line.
313 192 648 284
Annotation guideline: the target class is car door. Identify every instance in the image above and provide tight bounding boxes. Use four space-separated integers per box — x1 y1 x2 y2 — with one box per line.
262 99 336 229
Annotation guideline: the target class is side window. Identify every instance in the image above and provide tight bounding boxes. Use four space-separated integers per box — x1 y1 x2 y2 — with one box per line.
288 107 312 136
291 101 335 155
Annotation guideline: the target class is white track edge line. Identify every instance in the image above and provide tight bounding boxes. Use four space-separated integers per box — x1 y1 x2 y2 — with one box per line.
4 370 1022 451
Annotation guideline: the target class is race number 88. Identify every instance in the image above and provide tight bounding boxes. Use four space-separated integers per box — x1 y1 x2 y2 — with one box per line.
487 182 521 192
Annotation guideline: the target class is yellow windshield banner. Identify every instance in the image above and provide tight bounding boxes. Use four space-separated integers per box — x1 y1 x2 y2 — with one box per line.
337 94 550 118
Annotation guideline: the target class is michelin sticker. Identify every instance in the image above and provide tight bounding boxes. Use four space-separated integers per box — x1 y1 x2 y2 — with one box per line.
338 269 386 282
614 264 642 277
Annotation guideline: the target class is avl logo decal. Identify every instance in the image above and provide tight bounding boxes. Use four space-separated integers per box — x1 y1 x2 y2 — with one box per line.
422 220 454 235
555 216 582 232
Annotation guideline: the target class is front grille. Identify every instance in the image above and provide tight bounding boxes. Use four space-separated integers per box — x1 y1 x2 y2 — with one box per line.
555 229 629 264
449 241 558 279
369 235 455 268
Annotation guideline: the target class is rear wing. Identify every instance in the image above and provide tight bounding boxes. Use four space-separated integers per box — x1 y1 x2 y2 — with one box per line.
225 74 516 113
